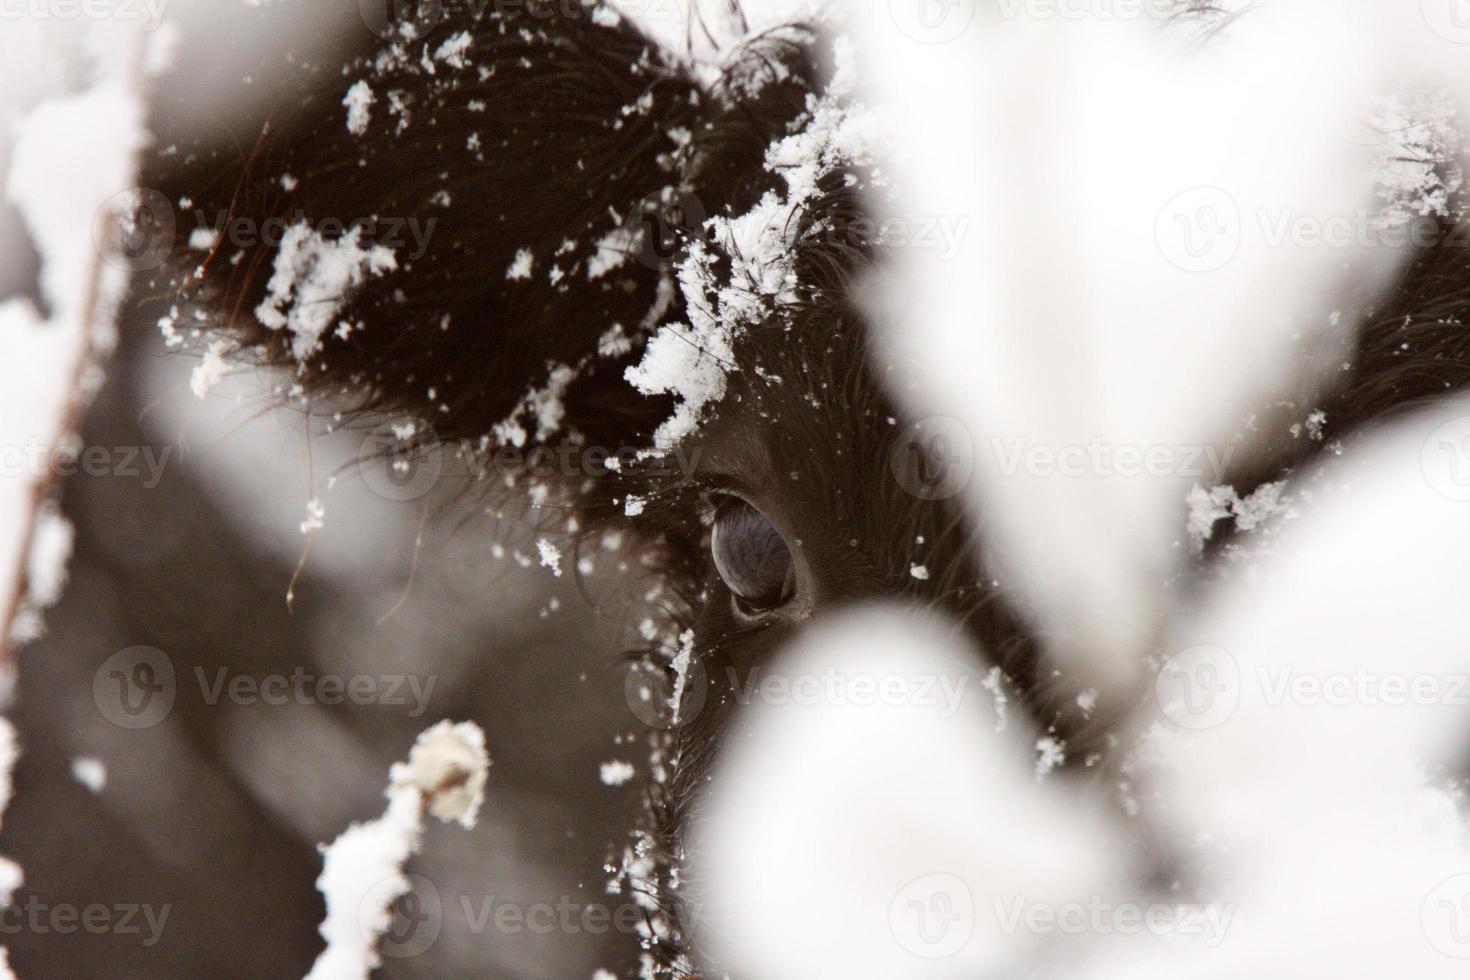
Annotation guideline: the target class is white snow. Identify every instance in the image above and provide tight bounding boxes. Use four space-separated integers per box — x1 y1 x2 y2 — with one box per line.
254 223 397 360
1 21 150 660
600 761 635 786
625 38 871 449
306 720 488 980
433 31 473 69
70 756 106 794
505 247 534 281
189 340 230 399
188 227 220 252
536 538 562 577
587 225 641 280
343 80 375 136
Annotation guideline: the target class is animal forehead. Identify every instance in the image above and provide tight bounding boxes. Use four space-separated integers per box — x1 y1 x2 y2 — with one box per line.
688 330 944 558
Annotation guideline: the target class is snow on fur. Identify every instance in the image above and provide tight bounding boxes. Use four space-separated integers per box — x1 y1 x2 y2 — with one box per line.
254 222 398 362
626 36 872 448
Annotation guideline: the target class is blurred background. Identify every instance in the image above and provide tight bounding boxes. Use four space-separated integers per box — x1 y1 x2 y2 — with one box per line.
3 285 651 978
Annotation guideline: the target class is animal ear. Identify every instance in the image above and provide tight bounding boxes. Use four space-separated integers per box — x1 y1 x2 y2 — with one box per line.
145 4 817 469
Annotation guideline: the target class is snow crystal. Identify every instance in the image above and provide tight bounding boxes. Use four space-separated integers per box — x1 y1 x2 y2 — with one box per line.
187 227 219 252
1035 736 1066 778
506 247 534 281
587 225 642 279
1371 89 1465 230
434 31 473 69
343 80 375 136
254 223 397 360
189 340 230 399
908 563 929 581
494 363 578 448
669 629 695 725
70 756 106 794
536 538 562 577
623 495 646 517
624 309 733 449
300 497 326 535
600 761 635 786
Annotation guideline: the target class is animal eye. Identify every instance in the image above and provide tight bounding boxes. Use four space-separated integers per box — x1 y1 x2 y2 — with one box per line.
710 497 796 615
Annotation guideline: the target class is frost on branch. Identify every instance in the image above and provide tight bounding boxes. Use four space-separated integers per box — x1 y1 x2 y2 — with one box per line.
306 720 489 980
